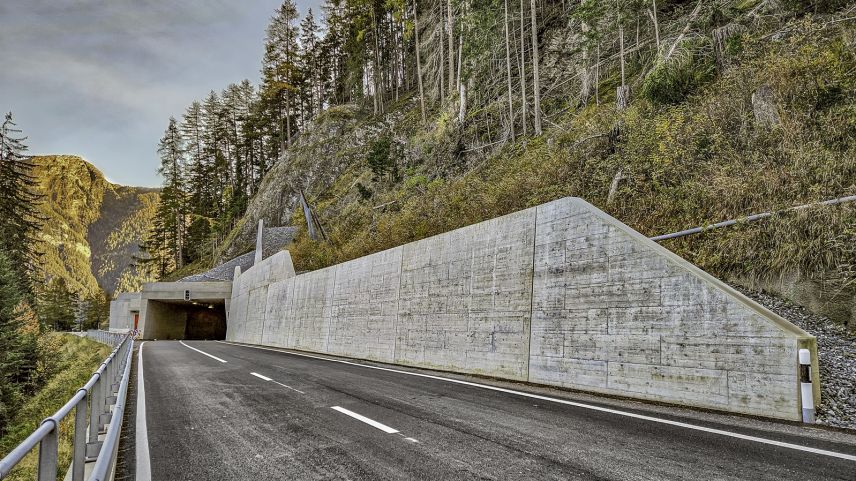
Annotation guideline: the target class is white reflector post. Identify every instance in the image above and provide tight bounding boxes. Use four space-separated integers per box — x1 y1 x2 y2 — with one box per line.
799 349 815 423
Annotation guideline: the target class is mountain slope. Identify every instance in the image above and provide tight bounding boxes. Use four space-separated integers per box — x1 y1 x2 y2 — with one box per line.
216 13 855 327
32 155 159 295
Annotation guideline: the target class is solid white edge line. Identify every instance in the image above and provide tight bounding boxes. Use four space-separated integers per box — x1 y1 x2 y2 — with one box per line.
331 406 400 434
216 341 856 462
180 340 227 363
136 342 152 481
251 372 273 381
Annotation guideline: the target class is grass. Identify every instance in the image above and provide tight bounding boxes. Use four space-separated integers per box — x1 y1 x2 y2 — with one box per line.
287 15 856 295
0 334 112 481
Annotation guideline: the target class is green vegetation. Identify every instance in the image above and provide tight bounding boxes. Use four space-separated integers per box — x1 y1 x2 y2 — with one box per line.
32 155 160 297
284 14 855 298
140 0 853 323
0 334 111 481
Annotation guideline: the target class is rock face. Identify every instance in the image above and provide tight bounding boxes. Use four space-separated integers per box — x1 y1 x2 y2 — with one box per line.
32 155 159 294
216 105 388 262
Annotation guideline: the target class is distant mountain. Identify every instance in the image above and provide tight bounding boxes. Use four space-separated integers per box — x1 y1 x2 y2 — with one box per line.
31 155 159 295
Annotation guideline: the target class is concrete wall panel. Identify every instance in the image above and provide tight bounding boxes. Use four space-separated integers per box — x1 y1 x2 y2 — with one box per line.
226 197 816 420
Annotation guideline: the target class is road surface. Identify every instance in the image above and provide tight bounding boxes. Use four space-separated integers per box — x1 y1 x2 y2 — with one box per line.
137 340 856 480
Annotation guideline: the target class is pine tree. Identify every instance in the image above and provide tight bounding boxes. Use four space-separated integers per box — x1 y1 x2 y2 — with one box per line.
262 0 301 151
37 277 77 331
0 251 37 436
156 117 187 270
0 113 42 288
300 9 322 117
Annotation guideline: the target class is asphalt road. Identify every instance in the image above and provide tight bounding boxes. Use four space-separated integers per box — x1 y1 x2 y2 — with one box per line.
138 340 856 480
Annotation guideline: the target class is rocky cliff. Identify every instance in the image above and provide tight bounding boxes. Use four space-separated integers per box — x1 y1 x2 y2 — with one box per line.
32 155 159 295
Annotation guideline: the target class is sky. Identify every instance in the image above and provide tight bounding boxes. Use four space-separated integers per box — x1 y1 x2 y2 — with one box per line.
0 0 321 187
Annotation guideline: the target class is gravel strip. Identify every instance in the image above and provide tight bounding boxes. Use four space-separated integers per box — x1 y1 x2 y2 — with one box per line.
738 287 856 430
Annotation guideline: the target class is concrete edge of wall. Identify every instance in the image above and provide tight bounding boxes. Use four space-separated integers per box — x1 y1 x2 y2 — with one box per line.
565 197 821 404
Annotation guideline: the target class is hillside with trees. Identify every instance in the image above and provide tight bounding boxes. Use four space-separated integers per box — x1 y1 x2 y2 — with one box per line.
145 0 855 326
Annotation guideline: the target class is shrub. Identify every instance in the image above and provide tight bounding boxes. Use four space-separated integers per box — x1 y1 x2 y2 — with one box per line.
641 37 716 105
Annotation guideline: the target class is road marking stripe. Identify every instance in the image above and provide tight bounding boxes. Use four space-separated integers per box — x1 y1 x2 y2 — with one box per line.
331 406 399 434
250 371 306 393
180 340 227 363
136 342 152 481
271 379 306 394
217 341 856 462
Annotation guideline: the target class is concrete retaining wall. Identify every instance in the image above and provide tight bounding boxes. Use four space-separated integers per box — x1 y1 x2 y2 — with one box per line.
227 197 818 420
109 292 141 331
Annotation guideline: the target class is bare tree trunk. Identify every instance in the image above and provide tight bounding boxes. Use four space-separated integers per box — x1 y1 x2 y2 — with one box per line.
530 0 542 135
372 9 383 114
300 190 318 241
579 0 590 104
595 42 600 105
607 168 624 204
616 23 629 111
415 0 427 123
664 0 702 62
447 0 455 94
504 0 515 140
286 96 292 146
458 82 466 123
439 1 445 102
650 0 660 52
456 35 463 92
519 0 528 135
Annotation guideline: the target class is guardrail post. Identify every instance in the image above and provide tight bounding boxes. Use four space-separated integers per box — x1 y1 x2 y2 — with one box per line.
89 375 101 443
36 421 58 481
72 394 87 481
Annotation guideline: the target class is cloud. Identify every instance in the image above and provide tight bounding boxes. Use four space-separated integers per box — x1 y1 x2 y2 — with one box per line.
0 0 315 186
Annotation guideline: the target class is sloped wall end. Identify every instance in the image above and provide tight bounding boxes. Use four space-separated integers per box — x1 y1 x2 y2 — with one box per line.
528 197 817 421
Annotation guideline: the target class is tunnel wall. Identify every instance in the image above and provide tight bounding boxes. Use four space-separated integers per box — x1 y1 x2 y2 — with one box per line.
227 197 818 421
144 301 188 340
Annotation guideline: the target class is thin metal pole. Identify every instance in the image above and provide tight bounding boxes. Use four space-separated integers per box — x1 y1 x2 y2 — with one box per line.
72 395 87 481
36 421 58 481
650 194 856 241
89 375 100 443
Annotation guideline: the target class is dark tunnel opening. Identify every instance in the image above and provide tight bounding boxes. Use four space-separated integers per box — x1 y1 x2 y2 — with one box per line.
184 304 227 340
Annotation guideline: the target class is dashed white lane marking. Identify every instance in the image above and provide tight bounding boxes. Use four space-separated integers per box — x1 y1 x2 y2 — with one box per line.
250 371 306 394
271 379 306 394
136 342 152 481
331 406 400 434
217 341 856 462
180 340 227 363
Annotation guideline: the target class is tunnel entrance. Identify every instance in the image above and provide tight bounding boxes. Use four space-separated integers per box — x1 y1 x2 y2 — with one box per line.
185 304 227 340
143 299 227 340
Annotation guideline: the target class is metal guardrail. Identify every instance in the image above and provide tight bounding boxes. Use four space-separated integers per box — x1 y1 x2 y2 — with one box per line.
650 194 856 241
0 331 134 481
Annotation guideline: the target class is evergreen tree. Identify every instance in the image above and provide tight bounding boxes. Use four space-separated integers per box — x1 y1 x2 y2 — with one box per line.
0 113 42 288
300 9 322 117
37 277 77 331
0 251 37 436
261 0 301 151
156 117 187 270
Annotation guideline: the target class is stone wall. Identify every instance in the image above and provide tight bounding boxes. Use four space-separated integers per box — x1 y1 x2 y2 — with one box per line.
226 197 818 420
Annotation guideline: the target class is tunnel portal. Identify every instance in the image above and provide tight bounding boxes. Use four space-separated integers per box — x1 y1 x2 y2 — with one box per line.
144 299 227 340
